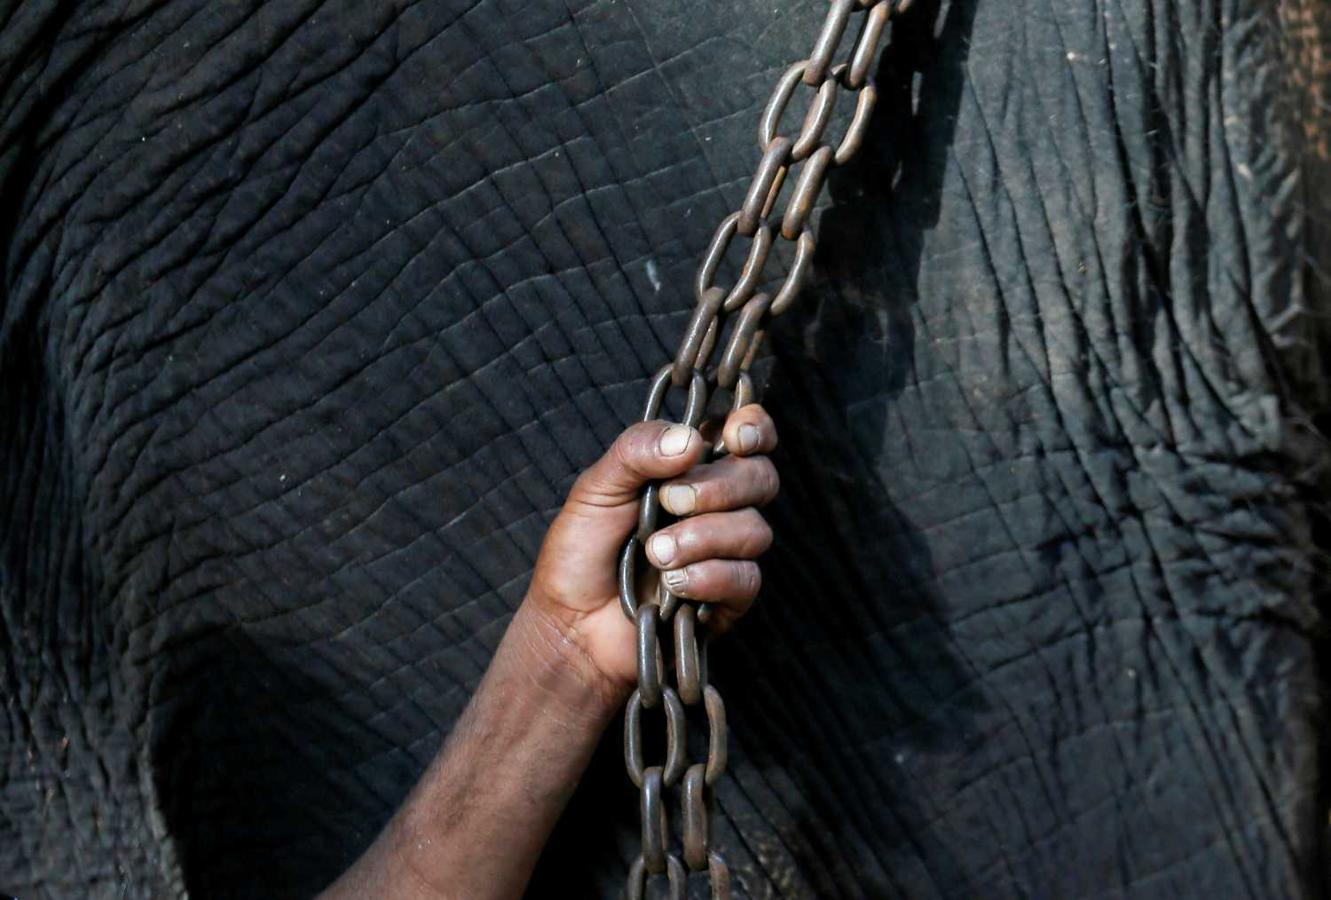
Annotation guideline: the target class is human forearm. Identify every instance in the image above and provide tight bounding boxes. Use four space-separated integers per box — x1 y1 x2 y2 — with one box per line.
321 600 621 900
323 409 779 898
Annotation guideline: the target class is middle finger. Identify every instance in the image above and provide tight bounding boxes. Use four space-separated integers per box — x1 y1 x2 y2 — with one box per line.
659 454 779 516
645 509 773 569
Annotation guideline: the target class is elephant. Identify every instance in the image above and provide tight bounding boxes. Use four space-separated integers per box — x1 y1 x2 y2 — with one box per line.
2 0 1330 896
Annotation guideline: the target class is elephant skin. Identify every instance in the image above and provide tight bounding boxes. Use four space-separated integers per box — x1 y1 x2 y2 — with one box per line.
2 0 1330 897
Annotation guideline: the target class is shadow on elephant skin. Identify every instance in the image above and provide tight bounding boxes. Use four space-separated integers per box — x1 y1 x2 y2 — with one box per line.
690 2 994 897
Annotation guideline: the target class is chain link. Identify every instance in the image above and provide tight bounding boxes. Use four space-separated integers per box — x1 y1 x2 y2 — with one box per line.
619 2 906 895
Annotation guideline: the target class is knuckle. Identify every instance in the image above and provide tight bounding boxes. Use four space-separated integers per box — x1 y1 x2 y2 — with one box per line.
569 467 594 496
693 476 725 512
702 563 725 597
742 404 776 439
739 561 762 599
606 433 637 475
753 458 780 503
611 421 672 478
567 467 609 507
747 511 774 555
667 521 696 556
682 563 708 597
614 421 656 462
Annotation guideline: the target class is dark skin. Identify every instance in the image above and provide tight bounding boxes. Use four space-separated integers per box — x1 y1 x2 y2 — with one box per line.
322 404 780 899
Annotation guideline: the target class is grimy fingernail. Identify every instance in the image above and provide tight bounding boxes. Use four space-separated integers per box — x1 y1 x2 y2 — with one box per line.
662 485 696 515
738 424 760 453
663 568 688 590
659 425 692 457
650 534 677 566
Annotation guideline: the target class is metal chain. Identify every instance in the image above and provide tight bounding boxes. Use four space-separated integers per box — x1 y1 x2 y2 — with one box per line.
619 2 910 896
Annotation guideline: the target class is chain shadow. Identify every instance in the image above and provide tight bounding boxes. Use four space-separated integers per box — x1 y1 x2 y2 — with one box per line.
705 1 987 896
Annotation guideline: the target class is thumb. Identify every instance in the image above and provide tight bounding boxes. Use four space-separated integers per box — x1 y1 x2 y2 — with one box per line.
566 421 704 511
533 421 704 613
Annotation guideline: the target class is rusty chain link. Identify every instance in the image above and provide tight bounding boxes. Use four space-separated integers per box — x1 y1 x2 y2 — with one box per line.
619 2 909 895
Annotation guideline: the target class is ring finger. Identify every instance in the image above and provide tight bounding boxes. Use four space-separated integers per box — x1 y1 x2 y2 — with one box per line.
659 455 779 517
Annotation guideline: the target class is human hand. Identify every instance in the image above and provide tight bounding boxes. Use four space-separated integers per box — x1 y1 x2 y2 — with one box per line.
524 405 779 700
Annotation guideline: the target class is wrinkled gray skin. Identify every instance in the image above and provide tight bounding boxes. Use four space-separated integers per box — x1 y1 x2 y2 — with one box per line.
3 0 1331 897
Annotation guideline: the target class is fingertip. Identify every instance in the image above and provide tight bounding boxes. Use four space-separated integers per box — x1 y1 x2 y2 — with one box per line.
722 404 777 456
662 566 688 594
621 421 702 468
617 421 703 483
584 421 703 504
736 423 761 454
657 424 694 457
660 483 697 515
653 423 706 479
659 558 762 606
647 532 678 567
